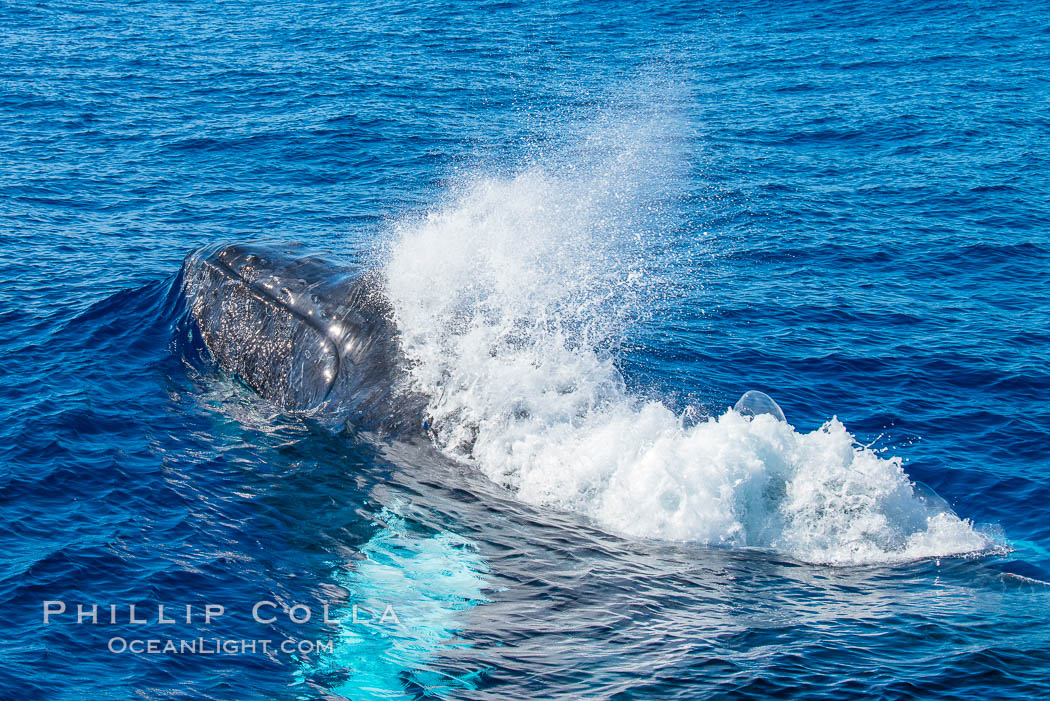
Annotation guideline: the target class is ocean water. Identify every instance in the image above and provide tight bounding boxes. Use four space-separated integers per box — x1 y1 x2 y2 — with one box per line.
2 0 1049 698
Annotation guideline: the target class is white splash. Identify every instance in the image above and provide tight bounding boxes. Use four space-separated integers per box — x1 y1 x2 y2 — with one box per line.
382 112 992 566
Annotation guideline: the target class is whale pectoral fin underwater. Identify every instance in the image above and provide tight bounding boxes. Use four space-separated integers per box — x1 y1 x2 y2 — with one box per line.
180 242 424 435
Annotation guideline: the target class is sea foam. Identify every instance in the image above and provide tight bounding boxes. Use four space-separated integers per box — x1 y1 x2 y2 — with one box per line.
382 114 992 565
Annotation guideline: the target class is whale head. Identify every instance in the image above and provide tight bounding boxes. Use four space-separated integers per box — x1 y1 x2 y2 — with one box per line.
180 242 423 435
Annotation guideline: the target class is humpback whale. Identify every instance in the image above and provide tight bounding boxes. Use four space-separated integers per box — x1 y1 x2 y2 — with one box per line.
180 242 425 436
175 243 1017 571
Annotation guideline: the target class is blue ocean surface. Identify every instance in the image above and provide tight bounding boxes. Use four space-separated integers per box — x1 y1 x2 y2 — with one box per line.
2 0 1049 698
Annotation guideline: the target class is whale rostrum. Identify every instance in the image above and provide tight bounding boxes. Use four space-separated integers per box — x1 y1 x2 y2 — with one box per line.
180 242 424 435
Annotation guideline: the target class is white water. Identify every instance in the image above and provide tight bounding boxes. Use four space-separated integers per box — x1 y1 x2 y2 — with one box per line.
382 115 993 566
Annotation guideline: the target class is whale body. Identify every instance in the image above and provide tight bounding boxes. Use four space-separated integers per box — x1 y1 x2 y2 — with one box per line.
180 241 425 435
